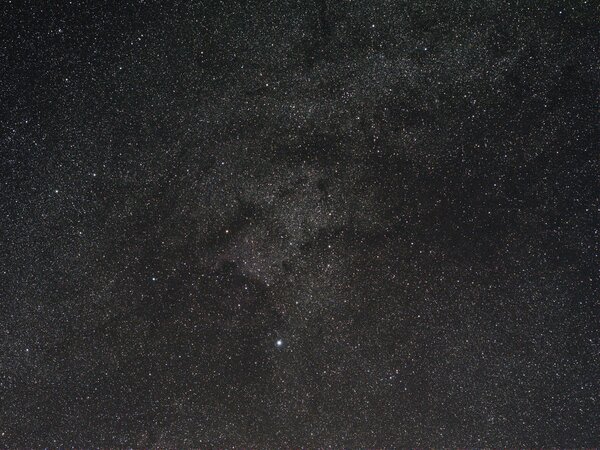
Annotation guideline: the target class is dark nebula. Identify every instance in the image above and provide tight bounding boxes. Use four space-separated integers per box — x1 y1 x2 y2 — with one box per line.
1 1 598 447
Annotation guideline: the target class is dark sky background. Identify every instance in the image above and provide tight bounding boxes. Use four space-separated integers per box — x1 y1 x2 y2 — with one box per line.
1 0 599 447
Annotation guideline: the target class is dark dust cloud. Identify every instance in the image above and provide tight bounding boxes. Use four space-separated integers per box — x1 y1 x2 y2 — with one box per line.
1 1 598 447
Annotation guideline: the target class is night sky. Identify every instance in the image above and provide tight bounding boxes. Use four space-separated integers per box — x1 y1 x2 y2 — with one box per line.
1 1 599 447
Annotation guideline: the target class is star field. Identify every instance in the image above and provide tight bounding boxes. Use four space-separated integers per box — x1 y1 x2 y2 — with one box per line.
1 0 599 447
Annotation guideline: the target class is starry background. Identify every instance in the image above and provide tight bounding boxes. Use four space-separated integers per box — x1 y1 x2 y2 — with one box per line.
1 0 599 447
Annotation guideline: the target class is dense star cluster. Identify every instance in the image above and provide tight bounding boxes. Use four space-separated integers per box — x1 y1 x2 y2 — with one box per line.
1 1 598 447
